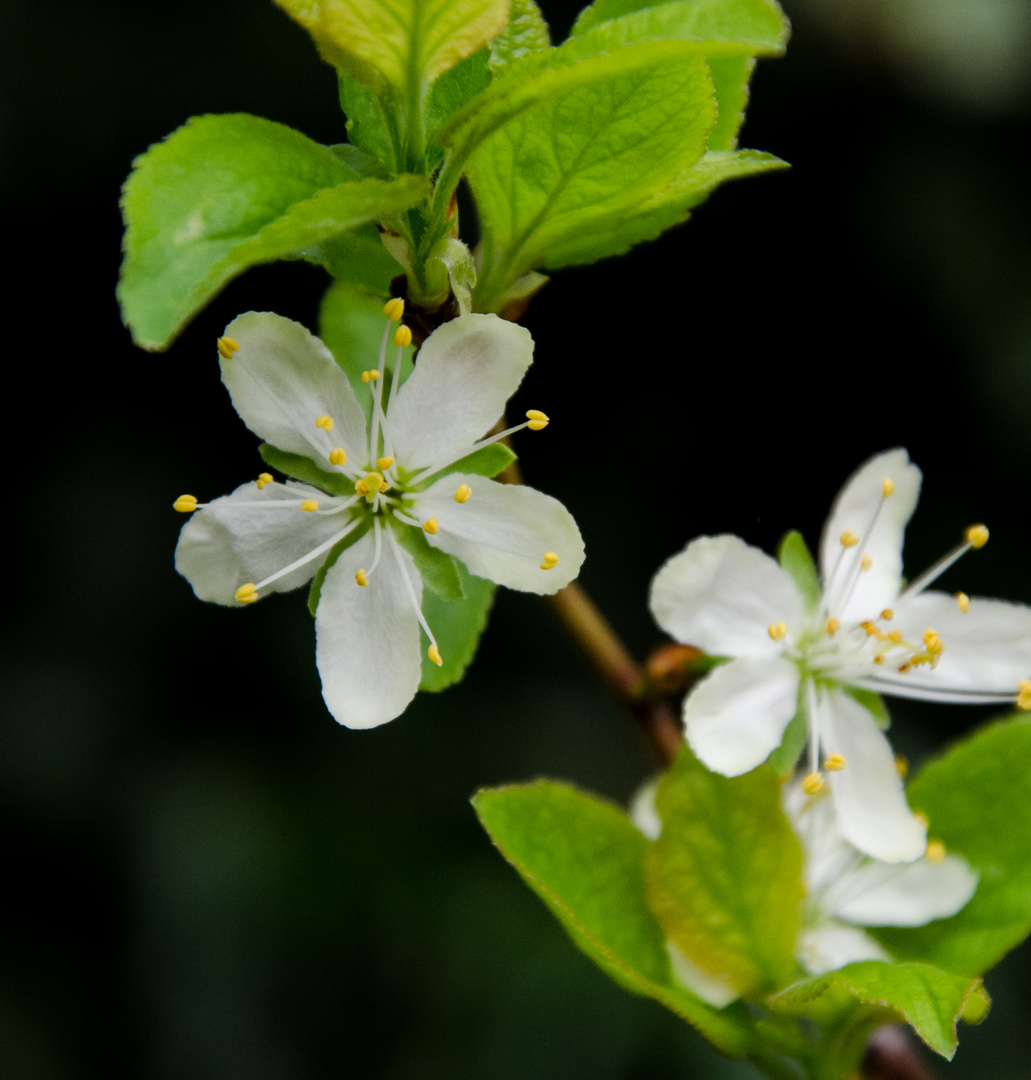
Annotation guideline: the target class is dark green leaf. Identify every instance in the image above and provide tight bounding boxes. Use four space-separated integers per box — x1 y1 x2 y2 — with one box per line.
874 715 1031 978
770 961 985 1060
119 114 429 349
259 443 355 496
646 747 803 996
419 562 496 691
337 72 397 168
412 443 516 488
474 781 758 1055
777 529 820 611
302 222 402 296
393 523 465 602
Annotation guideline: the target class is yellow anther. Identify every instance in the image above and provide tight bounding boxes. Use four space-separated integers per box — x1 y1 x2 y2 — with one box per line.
377 456 395 470
328 448 347 466
363 472 383 490
965 524 989 549
423 517 439 535
826 618 841 636
315 414 335 431
540 551 560 570
355 569 369 588
428 643 443 667
1017 680 1031 710
882 477 896 497
393 324 412 348
454 483 472 504
173 494 198 513
767 621 788 642
881 608 895 621
861 621 878 637
824 753 847 772
840 530 859 548
898 662 912 674
361 370 380 383
861 553 873 571
355 480 369 496
925 840 947 863
235 583 257 604
300 499 319 512
873 654 885 665
956 591 970 613
895 755 909 778
802 772 825 796
256 472 274 490
888 629 904 644
216 336 239 359
378 480 388 493
526 409 550 431
914 811 930 829
923 629 944 654
382 297 405 321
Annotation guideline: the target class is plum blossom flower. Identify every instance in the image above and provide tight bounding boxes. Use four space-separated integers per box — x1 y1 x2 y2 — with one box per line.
783 780 977 975
649 449 1031 863
174 302 584 728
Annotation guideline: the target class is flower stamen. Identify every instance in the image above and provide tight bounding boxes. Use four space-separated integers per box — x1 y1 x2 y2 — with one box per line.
216 336 239 359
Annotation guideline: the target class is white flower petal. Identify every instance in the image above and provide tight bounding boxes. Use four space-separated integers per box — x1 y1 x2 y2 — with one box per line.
629 780 662 840
412 473 584 594
822 688 927 863
889 590 1031 692
825 852 978 927
649 535 805 657
798 922 891 976
819 449 922 625
315 531 423 729
221 312 368 466
175 480 351 605
388 315 534 470
684 655 800 776
667 942 739 1008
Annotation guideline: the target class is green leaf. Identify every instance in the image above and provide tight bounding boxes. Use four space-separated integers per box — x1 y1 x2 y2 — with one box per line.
489 0 551 71
275 0 509 97
307 523 371 615
393 522 465 602
706 54 754 151
259 443 355 496
770 961 985 1060
337 72 397 168
646 747 803 996
461 47 716 308
767 705 807 778
873 715 1031 978
473 781 758 1056
301 221 403 295
119 114 429 349
777 529 820 611
317 282 415 420
571 0 789 52
419 562 496 691
328 142 391 179
411 443 517 489
426 48 492 165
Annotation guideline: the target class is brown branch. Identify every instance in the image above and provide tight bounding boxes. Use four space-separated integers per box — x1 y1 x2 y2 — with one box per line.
862 1027 938 1080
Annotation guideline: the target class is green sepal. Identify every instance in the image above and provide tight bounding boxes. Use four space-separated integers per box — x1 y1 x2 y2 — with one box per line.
776 529 820 612
767 706 807 777
646 746 803 997
259 443 355 497
843 685 891 730
411 443 516 490
769 961 986 1060
118 113 430 349
873 715 1031 978
392 521 465 602
473 781 759 1057
419 563 496 691
307 521 372 615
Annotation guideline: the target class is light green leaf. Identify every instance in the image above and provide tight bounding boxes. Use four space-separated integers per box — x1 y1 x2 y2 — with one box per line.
426 48 492 165
777 529 820 611
301 222 403 295
462 48 716 308
489 0 551 71
646 747 803 996
317 282 415 421
767 705 807 778
393 522 465 602
259 444 355 497
874 715 1031 978
770 961 985 1060
276 0 509 97
473 781 758 1056
706 55 754 151
571 0 788 53
419 562 495 690
430 238 477 314
119 114 430 349
307 523 372 615
337 72 396 167
410 442 517 489
328 142 391 179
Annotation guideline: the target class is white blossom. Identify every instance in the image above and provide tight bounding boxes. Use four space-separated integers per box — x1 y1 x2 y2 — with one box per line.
649 449 1031 862
174 304 584 728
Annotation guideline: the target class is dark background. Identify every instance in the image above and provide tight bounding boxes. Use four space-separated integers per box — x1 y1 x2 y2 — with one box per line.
3 0 1031 1076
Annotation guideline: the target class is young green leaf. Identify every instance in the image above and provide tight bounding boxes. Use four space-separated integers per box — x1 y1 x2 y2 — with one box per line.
275 0 509 99
473 781 758 1056
301 222 403 296
426 48 492 166
119 114 429 349
770 961 985 1060
777 529 820 612
705 55 754 151
419 562 495 691
646 747 803 997
873 715 1031 978
489 0 551 71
